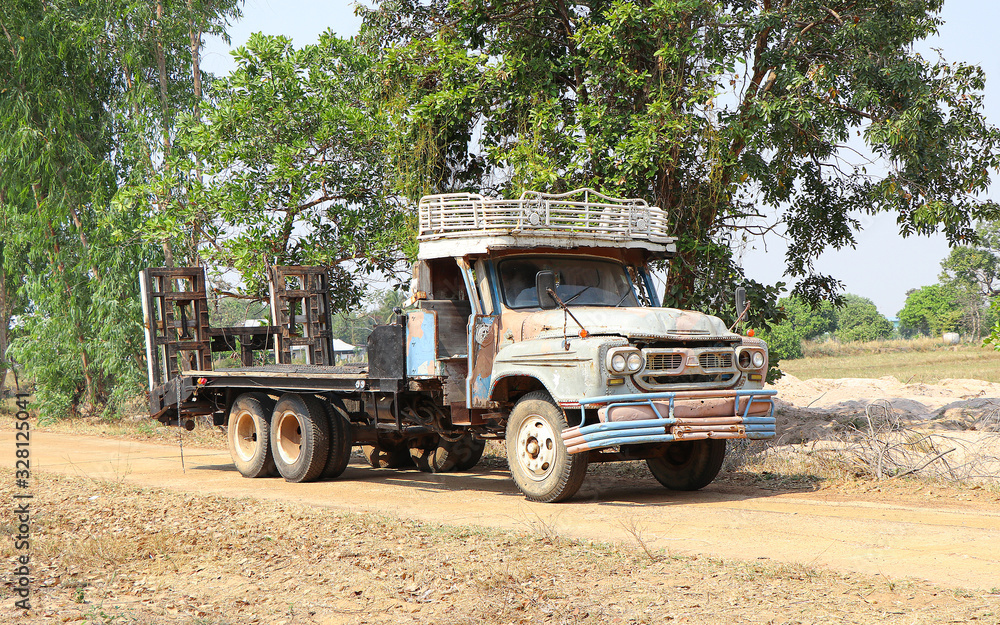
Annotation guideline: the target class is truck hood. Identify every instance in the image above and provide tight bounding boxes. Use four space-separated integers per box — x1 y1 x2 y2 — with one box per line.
514 307 739 342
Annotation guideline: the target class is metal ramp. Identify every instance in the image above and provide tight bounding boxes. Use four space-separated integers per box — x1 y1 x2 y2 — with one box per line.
139 267 214 388
269 266 334 365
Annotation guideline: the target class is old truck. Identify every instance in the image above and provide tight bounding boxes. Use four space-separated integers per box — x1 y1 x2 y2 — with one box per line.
141 188 776 502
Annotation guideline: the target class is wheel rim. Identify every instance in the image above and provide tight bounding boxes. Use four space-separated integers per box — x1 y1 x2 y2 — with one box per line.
515 415 557 481
233 409 259 463
275 410 302 465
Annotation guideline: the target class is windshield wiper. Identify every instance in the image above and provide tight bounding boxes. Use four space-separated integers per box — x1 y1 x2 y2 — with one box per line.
563 285 593 305
614 290 633 307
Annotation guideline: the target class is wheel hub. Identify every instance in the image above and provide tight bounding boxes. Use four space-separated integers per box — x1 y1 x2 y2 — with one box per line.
275 410 302 465
516 417 557 481
233 410 258 462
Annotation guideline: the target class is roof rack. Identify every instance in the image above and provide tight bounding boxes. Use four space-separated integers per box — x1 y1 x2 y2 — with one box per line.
417 188 675 259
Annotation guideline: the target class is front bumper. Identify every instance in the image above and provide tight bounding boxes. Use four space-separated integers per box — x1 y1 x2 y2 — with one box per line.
561 389 777 455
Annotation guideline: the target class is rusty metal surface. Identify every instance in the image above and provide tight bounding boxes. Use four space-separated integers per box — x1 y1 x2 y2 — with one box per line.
406 310 438 377
560 389 777 454
597 396 772 422
140 267 213 387
269 266 334 365
468 314 499 408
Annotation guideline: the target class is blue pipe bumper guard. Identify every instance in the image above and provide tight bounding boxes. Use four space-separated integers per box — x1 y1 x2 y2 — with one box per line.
561 389 777 455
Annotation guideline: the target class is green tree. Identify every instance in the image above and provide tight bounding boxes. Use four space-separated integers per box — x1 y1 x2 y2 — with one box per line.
358 0 1000 323
758 295 837 359
897 284 962 338
153 32 410 309
986 298 1000 350
0 0 240 419
0 237 29 395
938 225 999 337
837 294 893 343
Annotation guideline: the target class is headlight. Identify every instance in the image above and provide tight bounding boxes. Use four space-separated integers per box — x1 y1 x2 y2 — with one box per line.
607 347 642 375
738 351 751 368
736 347 765 371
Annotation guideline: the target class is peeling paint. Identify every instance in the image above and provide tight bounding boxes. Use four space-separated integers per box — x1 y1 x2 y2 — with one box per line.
472 374 491 405
406 310 438 377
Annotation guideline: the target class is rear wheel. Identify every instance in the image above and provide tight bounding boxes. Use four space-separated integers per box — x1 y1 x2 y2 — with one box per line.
227 393 277 478
317 399 353 480
646 439 727 491
362 438 414 469
505 391 588 502
409 433 485 473
271 393 330 483
449 434 486 472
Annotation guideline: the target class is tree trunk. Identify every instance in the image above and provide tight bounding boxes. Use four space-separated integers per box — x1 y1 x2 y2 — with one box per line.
155 0 172 157
155 0 176 268
188 0 203 266
0 240 8 397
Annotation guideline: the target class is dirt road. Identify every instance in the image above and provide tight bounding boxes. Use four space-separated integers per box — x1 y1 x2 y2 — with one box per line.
11 430 1000 591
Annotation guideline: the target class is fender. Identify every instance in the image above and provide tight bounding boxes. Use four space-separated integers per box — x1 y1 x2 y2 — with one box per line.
488 336 627 404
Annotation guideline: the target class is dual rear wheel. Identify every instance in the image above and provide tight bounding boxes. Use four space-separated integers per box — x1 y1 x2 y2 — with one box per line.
362 433 486 473
227 392 352 483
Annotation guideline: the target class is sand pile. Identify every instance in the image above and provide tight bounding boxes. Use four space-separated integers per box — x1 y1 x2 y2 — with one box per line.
769 374 1000 444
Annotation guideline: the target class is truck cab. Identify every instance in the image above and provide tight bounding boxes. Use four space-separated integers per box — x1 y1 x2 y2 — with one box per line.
403 188 775 501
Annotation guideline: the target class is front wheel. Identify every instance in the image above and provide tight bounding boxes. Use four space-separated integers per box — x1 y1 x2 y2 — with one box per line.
646 439 727 491
505 392 587 503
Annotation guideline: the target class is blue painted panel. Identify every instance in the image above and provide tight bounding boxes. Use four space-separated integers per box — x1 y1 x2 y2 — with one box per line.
471 374 491 406
406 310 437 377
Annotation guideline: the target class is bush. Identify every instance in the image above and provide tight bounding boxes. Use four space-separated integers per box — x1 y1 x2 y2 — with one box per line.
836 295 893 342
897 284 962 338
757 296 836 360
758 324 804 360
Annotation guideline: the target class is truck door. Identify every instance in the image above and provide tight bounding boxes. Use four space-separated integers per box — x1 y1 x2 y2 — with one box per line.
462 259 499 411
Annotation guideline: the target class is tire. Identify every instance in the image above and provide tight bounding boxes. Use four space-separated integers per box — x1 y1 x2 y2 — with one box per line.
449 435 486 472
316 398 353 480
646 439 727 491
362 438 414 469
227 393 277 478
409 433 486 473
270 393 331 483
505 391 588 502
409 435 445 473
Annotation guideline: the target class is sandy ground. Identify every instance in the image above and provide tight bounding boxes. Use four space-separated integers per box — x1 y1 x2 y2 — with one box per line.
1 375 999 623
772 374 1000 441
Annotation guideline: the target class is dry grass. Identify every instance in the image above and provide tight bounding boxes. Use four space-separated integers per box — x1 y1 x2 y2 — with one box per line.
783 339 1000 383
4 471 999 625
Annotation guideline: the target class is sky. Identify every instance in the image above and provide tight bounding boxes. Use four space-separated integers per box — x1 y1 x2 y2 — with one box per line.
201 1 1000 318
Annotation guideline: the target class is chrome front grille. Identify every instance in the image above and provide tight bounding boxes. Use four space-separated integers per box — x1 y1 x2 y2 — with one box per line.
699 352 733 369
637 346 738 391
645 353 682 371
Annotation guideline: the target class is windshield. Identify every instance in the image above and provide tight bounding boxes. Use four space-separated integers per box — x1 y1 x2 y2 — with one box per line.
498 256 639 309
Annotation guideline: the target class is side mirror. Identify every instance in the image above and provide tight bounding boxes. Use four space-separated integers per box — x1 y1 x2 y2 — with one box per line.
536 271 558 309
735 286 747 316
